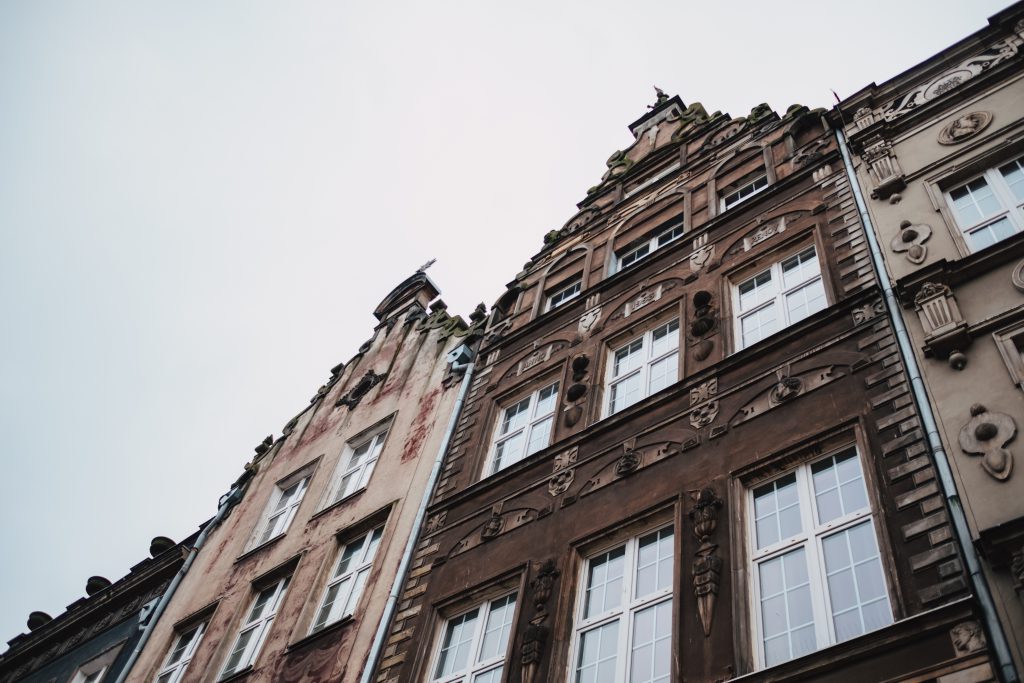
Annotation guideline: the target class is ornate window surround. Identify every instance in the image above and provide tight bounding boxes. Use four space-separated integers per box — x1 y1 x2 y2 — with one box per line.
944 155 1024 253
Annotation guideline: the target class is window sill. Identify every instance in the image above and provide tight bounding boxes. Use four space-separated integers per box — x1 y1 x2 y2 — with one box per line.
218 666 254 683
287 616 355 653
234 534 285 564
309 488 366 522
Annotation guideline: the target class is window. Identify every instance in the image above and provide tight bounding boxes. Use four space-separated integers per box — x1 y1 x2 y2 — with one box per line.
605 320 680 416
325 428 388 506
993 322 1024 390
71 645 123 683
546 278 583 312
733 246 826 351
487 382 558 474
570 526 674 683
748 448 892 668
720 170 769 211
220 576 290 679
947 155 1024 251
74 670 105 683
612 221 685 273
155 622 207 683
430 593 517 683
254 473 310 547
311 526 384 632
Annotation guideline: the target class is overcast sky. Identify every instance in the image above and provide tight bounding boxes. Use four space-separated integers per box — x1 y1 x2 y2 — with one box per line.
0 0 1013 646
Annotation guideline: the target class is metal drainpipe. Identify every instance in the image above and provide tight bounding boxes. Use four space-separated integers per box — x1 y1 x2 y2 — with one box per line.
360 358 475 683
835 127 1018 683
112 478 251 683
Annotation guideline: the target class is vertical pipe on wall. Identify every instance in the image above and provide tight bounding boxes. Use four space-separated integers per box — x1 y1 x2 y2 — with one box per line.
835 127 1019 683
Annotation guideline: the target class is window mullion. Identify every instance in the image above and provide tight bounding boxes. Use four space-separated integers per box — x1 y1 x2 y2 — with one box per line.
469 601 490 675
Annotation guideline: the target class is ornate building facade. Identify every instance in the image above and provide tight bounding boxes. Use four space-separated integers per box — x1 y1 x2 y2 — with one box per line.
836 3 1024 678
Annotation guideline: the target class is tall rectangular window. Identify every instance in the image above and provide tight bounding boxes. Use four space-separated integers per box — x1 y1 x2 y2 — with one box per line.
311 526 384 633
571 526 674 683
220 577 290 679
606 320 680 415
749 448 892 668
155 622 207 683
325 428 388 507
947 155 1024 251
733 246 826 351
254 474 310 547
487 382 558 474
430 593 518 683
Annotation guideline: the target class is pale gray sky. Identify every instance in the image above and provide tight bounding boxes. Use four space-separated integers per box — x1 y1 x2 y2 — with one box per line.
0 0 1012 644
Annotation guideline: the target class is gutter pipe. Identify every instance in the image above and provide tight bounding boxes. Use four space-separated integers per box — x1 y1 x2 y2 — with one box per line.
113 472 253 683
360 357 476 683
835 127 1018 683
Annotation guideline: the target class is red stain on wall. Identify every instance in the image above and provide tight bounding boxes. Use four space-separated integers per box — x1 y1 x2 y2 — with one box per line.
401 386 441 462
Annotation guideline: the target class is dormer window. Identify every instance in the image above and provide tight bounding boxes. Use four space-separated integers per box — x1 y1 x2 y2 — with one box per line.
720 170 769 212
546 277 582 312
612 220 685 274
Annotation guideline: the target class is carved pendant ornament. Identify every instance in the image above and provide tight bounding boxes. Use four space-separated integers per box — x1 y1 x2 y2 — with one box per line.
521 560 560 683
890 220 932 265
689 488 724 637
959 404 1017 481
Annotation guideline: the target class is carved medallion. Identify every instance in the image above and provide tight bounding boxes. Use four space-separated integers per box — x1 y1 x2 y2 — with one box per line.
938 111 992 145
959 404 1016 481
950 620 986 655
890 220 932 264
690 401 719 428
548 469 575 496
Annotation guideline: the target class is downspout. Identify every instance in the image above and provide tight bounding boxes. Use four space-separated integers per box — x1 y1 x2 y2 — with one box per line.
360 357 476 683
113 469 254 683
835 127 1019 683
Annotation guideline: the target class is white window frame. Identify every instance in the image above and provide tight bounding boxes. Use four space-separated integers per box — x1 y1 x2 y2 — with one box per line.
568 525 675 683
428 592 518 683
747 447 893 669
485 381 559 475
324 427 389 508
546 277 583 312
604 319 680 417
611 220 685 274
945 155 1024 252
310 525 384 633
720 170 769 212
219 576 290 679
732 245 826 352
251 471 311 548
154 621 207 683
993 321 1024 391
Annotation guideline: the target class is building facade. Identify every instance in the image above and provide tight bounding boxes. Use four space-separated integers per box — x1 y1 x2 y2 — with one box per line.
123 272 481 682
0 534 196 683
369 92 1003 683
836 3 1024 677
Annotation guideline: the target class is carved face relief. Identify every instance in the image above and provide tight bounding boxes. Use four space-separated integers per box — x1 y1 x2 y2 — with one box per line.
938 111 992 145
959 404 1017 481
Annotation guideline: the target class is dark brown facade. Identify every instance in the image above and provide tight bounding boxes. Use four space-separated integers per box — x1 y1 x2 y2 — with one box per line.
371 95 999 682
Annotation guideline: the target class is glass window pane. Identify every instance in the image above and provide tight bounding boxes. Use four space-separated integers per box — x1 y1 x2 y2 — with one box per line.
753 474 800 549
585 547 626 618
1000 157 1024 201
575 621 619 683
435 609 479 678
610 373 643 414
501 398 530 435
526 416 553 456
758 547 815 666
822 522 891 643
650 321 680 357
479 594 517 661
630 601 672 683
473 667 504 683
647 353 678 396
614 340 644 377
784 279 826 324
635 528 673 598
738 270 774 311
535 383 559 417
968 216 1017 251
740 304 778 348
493 432 525 472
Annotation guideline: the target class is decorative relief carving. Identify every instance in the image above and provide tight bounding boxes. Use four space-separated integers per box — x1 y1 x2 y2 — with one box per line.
335 370 386 410
689 290 718 362
689 488 724 637
426 511 447 534
624 285 663 317
1012 259 1024 294
530 559 560 617
744 215 788 251
959 404 1016 481
690 378 718 405
553 447 578 472
938 111 993 145
480 505 505 541
548 469 575 496
577 306 602 341
914 282 970 369
890 220 932 264
690 401 719 429
1012 548 1024 595
861 139 905 199
446 507 538 559
614 440 641 477
690 233 714 272
578 439 694 499
852 299 885 324
731 365 844 427
950 620 987 655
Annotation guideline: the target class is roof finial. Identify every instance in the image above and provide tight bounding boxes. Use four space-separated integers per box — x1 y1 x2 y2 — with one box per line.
649 86 669 109
416 258 436 273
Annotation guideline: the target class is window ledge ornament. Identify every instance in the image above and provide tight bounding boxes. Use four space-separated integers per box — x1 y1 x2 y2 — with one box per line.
861 138 905 200
959 404 1016 481
890 220 932 265
335 370 386 410
913 282 970 369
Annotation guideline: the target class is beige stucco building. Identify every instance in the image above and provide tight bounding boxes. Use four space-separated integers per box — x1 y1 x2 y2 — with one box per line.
125 271 482 682
836 3 1024 677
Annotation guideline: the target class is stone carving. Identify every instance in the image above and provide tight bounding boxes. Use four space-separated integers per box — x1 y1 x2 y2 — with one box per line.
571 355 589 382
521 623 548 683
883 29 1024 121
690 401 719 428
1011 548 1024 595
578 306 602 341
553 447 578 472
745 215 788 251
852 300 885 324
548 469 575 496
690 379 718 405
481 507 504 541
950 621 987 655
861 139 905 199
689 488 724 637
615 441 641 476
959 404 1017 481
938 111 993 145
914 282 970 369
624 285 663 317
425 511 447 534
254 435 274 456
530 559 560 616
519 346 553 374
1012 259 1024 294
690 290 718 362
335 370 386 410
732 365 843 427
890 220 932 264
769 373 803 404
520 558 560 683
